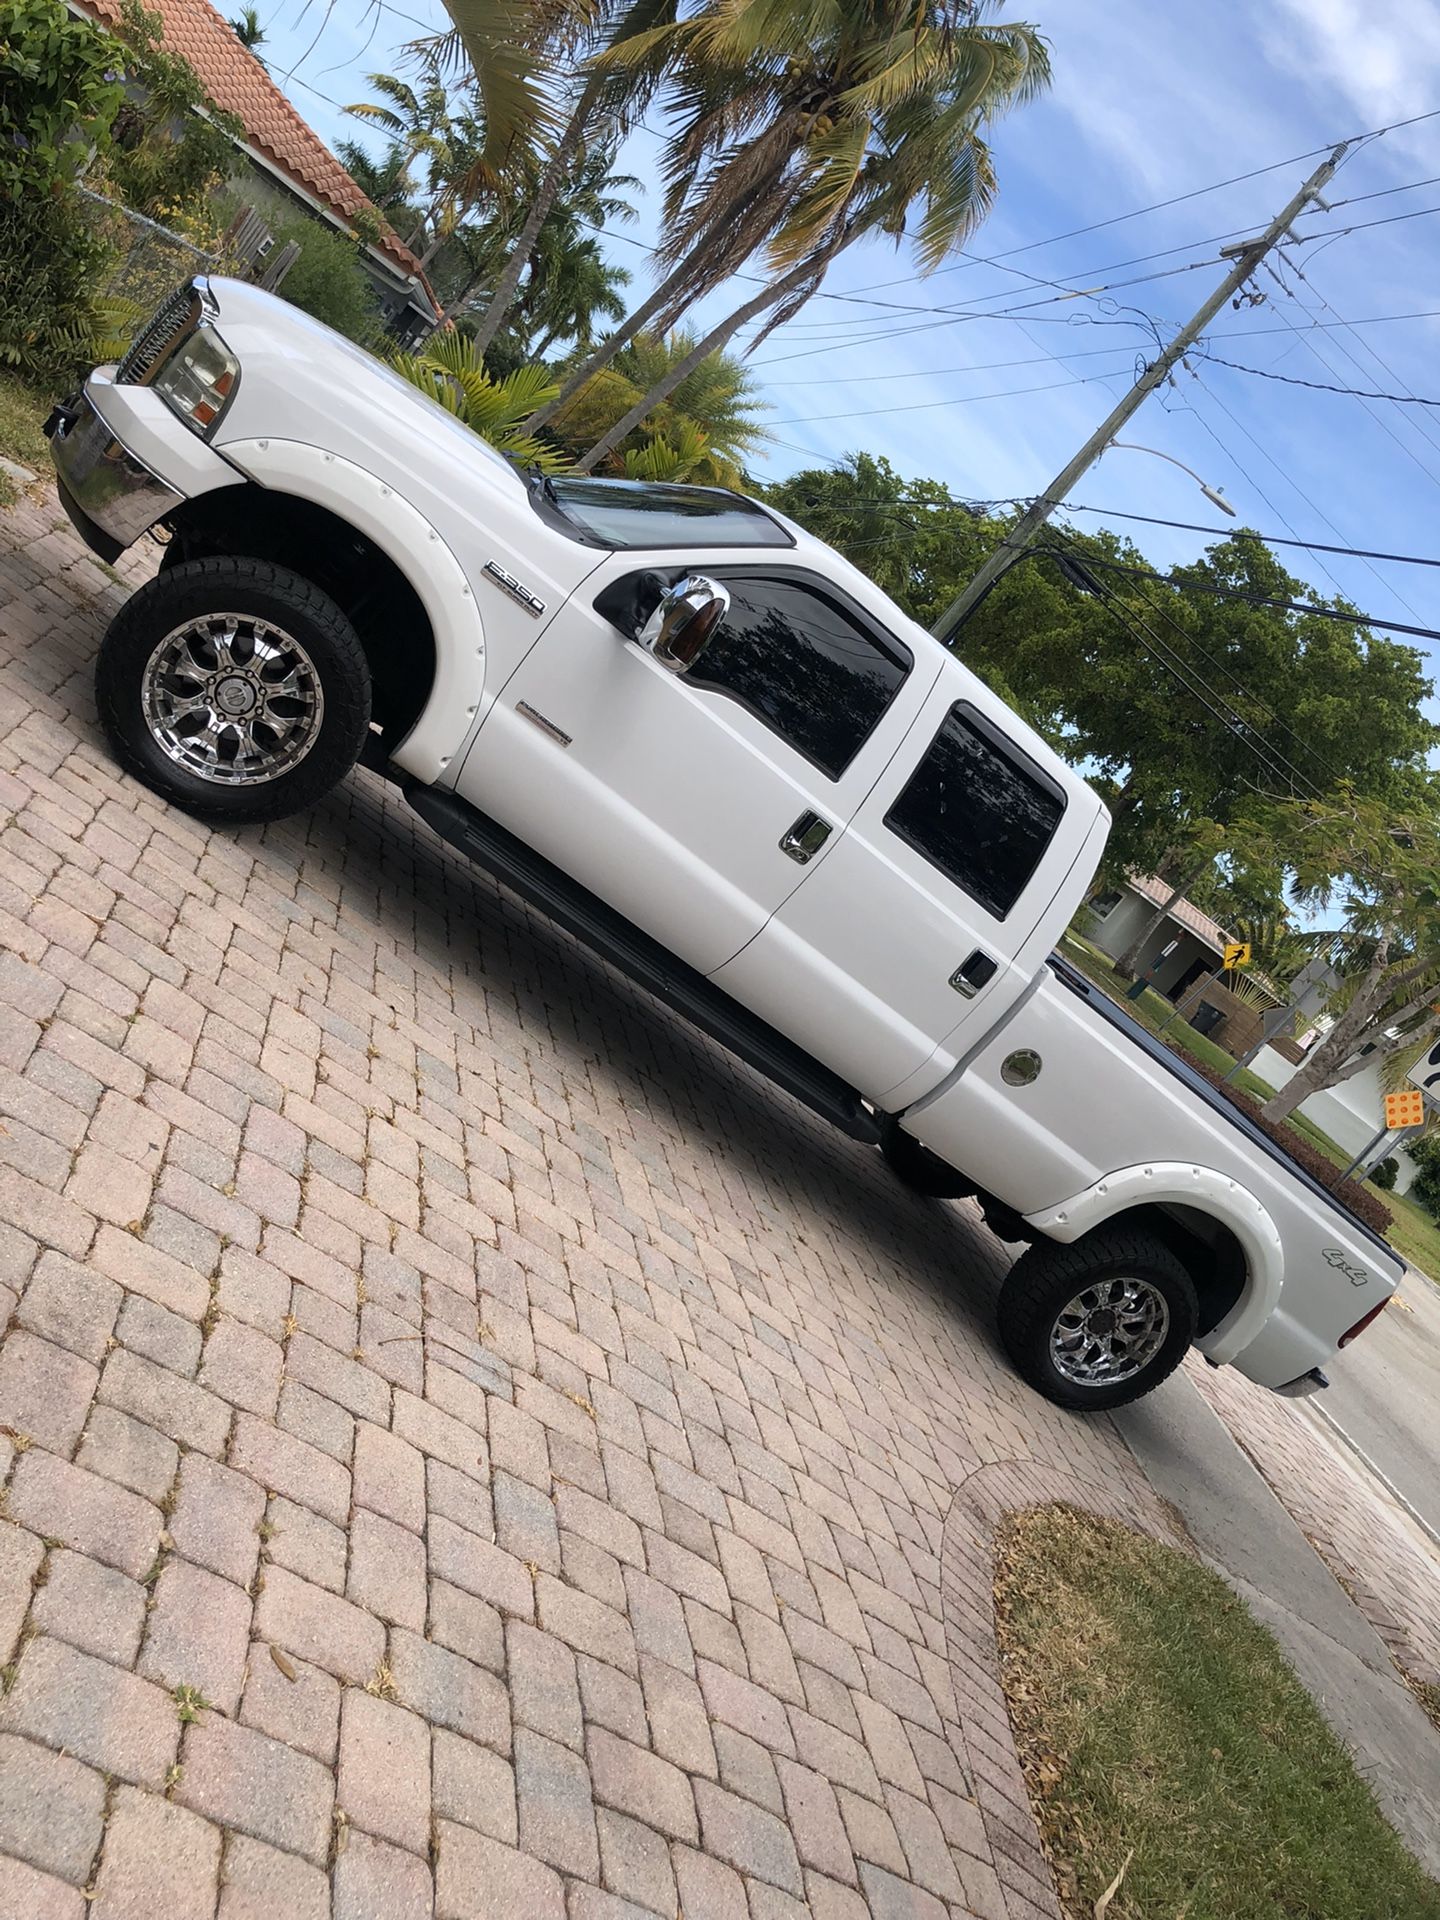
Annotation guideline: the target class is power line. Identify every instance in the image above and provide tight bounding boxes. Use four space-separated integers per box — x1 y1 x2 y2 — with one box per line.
1059 503 1440 571
773 368 1131 425
1194 350 1440 407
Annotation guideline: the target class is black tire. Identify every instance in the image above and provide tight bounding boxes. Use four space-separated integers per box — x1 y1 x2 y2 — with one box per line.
96 556 371 826
878 1116 975 1199
997 1226 1197 1411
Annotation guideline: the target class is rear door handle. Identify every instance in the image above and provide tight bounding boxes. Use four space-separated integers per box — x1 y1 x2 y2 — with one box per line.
779 811 832 864
950 949 998 996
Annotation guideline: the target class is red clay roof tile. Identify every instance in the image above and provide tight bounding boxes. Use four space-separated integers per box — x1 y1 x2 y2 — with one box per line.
77 0 427 284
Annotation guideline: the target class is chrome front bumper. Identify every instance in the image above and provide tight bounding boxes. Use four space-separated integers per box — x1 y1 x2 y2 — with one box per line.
46 391 183 562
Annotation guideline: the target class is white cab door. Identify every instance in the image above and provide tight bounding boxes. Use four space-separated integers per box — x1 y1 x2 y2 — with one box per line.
711 674 1089 1103
455 555 938 974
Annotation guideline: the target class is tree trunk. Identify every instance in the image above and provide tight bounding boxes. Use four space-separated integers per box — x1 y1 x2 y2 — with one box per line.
574 244 851 472
470 89 595 357
1116 857 1211 978
1260 940 1392 1125
524 264 694 434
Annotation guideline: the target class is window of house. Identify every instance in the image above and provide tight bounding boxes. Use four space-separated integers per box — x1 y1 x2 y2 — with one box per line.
686 575 913 780
884 702 1067 919
1090 887 1124 918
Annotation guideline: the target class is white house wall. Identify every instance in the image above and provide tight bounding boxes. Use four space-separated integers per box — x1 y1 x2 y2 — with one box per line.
1251 1044 1418 1195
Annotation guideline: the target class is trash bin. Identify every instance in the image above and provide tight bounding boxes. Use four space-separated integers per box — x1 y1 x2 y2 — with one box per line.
1190 1001 1225 1038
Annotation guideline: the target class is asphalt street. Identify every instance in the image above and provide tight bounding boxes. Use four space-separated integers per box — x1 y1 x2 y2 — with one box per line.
1316 1260 1440 1547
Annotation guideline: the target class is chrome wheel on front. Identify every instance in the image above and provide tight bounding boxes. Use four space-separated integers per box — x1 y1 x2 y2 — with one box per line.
1049 1277 1171 1387
140 612 325 786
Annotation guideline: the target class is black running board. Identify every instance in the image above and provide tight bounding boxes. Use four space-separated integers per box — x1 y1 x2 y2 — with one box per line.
405 783 881 1146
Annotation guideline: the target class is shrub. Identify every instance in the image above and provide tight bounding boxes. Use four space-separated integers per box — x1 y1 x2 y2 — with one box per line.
1407 1133 1440 1220
1371 1156 1399 1192
268 214 381 348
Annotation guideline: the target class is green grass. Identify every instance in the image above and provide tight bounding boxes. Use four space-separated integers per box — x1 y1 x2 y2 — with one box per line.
0 370 52 506
995 1504 1440 1920
1378 1187 1440 1281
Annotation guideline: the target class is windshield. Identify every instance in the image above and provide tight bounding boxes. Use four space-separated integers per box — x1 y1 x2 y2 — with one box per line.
534 476 793 550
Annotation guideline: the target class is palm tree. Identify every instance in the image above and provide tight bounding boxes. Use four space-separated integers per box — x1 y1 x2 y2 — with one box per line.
334 137 416 219
347 56 495 265
230 6 267 61
392 332 566 469
529 0 1048 456
547 328 768 483
523 233 631 356
447 0 674 357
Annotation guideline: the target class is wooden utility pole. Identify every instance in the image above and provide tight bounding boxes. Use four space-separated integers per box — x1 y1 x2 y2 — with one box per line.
930 145 1351 644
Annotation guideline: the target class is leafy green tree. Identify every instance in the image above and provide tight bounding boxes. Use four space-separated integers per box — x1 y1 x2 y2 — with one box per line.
1254 791 1440 1124
768 458 1438 887
267 214 381 346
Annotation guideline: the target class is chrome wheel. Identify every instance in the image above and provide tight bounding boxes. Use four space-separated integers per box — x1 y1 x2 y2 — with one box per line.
140 612 325 787
1049 1276 1171 1387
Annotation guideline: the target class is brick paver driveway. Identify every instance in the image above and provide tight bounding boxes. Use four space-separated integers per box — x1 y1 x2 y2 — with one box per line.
0 493 1169 1919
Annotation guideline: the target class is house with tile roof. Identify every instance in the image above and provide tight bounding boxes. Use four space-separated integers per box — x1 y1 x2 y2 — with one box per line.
73 0 439 336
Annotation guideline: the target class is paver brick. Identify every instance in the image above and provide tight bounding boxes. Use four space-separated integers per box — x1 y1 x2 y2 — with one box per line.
0 1332 97 1454
338 1689 431 1855
246 1608 341 1738
428 1519 534 1619
430 1579 505 1673
138 1559 252 1714
16 1251 120 1362
353 1419 426 1532
595 1811 675 1917
177 1715 333 1863
434 1825 564 1920
6 1450 160 1580
31 1550 145 1666
536 1573 635 1675
199 1319 283 1416
0 1733 105 1886
393 1390 489 1477
0 1637 177 1788
262 1493 347 1589
640 1653 717 1776
65 1142 154 1231
507 1619 583 1750
91 1785 221 1920
169 1453 265 1586
586 1727 697 1843
230 1411 350 1524
254 1566 385 1684
115 1293 201 1375
333 1829 434 1920
775 1758 856 1883
0 1853 87 1919
276 1378 355 1463
695 1780 803 1897
75 1405 178 1505
99 1348 229 1456
698 1657 795 1758
856 1861 949 1920
347 1507 427 1629
390 1627 511 1750
88 1223 209 1321
0 1528 43 1668
216 1833 329 1920
672 1846 748 1920
514 1726 598 1879
432 1730 517 1844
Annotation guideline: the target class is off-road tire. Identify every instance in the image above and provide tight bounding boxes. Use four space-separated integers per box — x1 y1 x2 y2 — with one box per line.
96 556 371 826
878 1116 975 1199
997 1226 1198 1411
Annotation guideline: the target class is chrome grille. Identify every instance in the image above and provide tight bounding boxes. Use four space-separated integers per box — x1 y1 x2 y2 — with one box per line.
116 283 200 386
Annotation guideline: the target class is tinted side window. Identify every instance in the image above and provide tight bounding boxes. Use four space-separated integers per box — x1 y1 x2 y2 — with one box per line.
885 703 1066 919
688 577 911 779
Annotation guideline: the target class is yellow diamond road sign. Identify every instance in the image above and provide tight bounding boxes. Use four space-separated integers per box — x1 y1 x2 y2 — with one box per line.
1223 941 1251 968
1385 1089 1425 1130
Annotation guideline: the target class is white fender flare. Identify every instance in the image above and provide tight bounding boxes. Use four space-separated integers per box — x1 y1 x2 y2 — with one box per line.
221 438 483 784
1023 1161 1284 1365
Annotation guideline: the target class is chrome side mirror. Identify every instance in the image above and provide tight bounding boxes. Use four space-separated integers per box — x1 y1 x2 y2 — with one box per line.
638 574 730 674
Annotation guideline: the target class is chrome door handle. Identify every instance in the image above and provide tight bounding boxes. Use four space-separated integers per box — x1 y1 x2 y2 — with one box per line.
780 811 832 864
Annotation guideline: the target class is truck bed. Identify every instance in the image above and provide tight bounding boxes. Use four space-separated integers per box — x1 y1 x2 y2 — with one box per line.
1046 955 1396 1266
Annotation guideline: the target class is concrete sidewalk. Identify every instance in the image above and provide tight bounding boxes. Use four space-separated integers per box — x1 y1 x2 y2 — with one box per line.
1117 1374 1440 1878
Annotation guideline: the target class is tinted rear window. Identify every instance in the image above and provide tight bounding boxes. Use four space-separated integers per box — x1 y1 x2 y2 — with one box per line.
538 477 792 549
885 703 1066 918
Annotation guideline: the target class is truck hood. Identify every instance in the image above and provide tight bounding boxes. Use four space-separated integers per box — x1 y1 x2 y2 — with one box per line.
204 276 529 504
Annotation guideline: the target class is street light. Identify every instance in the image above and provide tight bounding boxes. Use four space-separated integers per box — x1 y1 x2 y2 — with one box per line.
1105 439 1237 516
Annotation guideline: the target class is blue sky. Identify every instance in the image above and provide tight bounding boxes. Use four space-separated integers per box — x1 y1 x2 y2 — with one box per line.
258 0 1440 690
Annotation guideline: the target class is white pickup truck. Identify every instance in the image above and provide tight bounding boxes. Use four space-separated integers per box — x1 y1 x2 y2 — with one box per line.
46 275 1402 1410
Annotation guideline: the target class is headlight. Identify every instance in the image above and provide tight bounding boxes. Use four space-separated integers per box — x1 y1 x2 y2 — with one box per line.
153 326 239 436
